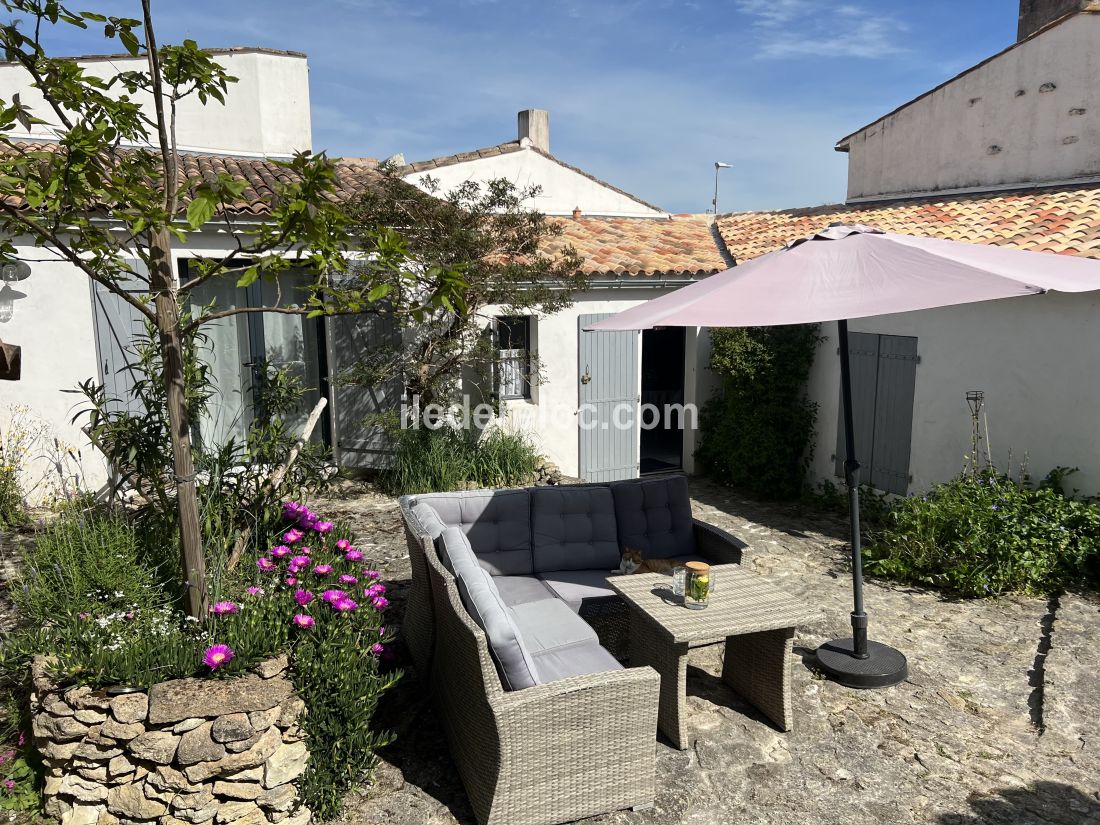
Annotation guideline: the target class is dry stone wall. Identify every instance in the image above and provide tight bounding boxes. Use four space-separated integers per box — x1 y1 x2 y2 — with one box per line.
31 656 312 825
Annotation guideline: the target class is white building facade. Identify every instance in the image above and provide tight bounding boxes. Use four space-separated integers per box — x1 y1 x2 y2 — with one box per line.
719 0 1100 496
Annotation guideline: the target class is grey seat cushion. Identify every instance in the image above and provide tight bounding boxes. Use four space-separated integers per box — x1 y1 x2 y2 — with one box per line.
537 569 622 613
612 475 697 559
418 489 533 575
510 599 598 654
493 575 557 608
531 640 623 683
531 487 620 573
453 563 539 691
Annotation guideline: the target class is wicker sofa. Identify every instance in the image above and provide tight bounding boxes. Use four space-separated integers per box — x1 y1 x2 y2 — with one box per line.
399 475 748 825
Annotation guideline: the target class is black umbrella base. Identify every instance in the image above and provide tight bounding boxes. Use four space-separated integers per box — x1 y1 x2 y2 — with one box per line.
815 638 908 689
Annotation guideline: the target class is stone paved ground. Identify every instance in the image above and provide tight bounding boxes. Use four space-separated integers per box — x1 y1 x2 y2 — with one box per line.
314 477 1100 825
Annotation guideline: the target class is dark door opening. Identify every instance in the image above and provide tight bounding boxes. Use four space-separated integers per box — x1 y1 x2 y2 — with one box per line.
640 326 685 475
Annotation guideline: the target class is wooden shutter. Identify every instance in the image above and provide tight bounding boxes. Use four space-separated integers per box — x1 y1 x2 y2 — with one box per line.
92 262 150 415
870 335 918 495
578 313 640 482
327 312 401 470
834 332 880 480
834 332 917 495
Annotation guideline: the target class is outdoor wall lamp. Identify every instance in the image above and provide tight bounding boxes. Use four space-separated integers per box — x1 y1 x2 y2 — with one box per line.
0 260 31 322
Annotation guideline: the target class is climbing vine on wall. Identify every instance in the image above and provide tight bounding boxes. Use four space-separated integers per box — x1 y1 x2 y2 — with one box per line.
696 324 822 499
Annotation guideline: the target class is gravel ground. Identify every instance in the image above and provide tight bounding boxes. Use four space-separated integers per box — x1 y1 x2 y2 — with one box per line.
311 477 1100 825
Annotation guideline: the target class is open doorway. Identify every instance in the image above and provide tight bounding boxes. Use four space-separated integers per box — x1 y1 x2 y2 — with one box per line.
640 326 685 475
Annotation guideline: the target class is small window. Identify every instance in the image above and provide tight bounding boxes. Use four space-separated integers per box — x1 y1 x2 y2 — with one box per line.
496 316 531 400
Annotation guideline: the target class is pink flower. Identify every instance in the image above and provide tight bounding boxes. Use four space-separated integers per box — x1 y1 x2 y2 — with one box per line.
370 642 385 655
210 601 239 616
299 512 318 529
294 589 314 606
256 557 275 572
282 501 304 520
334 598 358 612
379 626 385 635
338 574 358 585
363 569 381 580
285 577 298 587
0 750 15 766
78 612 91 621
2 778 13 792
203 644 235 669
299 546 312 556
336 538 351 551
246 586 265 597
271 545 291 559
290 554 310 567
371 596 390 611
292 614 315 629
313 521 334 534
284 528 304 544
321 589 346 604
344 549 364 562
312 564 333 576
364 583 386 598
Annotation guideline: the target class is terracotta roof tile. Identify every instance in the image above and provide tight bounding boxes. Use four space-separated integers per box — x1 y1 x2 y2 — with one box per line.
548 215 727 278
0 141 386 216
716 185 1100 263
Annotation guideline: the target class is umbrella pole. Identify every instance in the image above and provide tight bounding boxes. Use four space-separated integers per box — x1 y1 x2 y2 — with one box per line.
836 319 869 658
814 319 909 689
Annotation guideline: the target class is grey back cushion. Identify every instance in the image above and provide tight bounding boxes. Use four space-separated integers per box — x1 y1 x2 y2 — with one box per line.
436 525 478 576
611 475 696 559
530 487 620 573
419 489 533 575
410 502 446 540
454 564 540 691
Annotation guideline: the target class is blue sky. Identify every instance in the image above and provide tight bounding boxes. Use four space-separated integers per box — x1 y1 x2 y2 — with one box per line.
40 0 1017 213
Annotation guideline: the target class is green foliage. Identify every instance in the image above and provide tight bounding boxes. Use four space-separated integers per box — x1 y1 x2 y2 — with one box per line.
0 505 398 820
0 751 40 811
697 325 822 499
864 468 1100 597
11 510 175 628
343 173 584 409
803 479 894 526
0 457 24 531
379 425 541 495
294 610 399 820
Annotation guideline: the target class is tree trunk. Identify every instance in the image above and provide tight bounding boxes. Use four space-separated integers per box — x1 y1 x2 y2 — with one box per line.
149 228 207 618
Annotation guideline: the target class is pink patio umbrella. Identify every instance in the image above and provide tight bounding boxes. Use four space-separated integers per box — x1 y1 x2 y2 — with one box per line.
586 224 1100 689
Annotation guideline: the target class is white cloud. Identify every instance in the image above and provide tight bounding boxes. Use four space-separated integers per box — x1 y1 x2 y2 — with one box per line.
736 0 907 60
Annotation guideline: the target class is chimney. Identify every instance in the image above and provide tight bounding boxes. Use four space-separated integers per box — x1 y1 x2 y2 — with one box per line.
517 109 550 153
1017 0 1097 40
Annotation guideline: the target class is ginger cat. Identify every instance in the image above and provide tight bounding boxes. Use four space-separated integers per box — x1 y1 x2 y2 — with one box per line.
619 548 679 575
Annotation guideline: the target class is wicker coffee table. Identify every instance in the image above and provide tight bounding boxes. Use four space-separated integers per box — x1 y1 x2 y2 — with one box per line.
609 564 820 750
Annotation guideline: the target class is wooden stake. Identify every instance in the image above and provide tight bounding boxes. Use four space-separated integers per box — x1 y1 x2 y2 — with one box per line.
227 396 328 571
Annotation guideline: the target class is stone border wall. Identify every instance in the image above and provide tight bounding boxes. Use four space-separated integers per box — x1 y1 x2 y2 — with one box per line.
31 656 312 825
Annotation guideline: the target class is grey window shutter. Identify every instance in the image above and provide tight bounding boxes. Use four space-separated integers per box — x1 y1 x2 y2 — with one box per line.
91 260 150 416
870 335 918 495
327 312 401 470
835 331 880 480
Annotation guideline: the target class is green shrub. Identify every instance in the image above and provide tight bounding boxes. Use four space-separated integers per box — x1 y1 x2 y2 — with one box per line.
864 468 1100 597
12 510 176 628
380 425 540 495
0 502 398 821
697 325 821 499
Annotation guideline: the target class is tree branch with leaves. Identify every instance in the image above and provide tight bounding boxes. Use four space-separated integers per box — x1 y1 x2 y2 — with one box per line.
0 1 461 617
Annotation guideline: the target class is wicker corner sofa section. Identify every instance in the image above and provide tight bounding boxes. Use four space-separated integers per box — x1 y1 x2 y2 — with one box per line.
399 475 748 825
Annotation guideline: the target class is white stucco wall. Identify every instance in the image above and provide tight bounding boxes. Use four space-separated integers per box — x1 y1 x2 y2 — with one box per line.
0 50 311 157
487 288 711 479
1 245 108 497
403 147 666 218
842 12 1100 201
805 291 1100 497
